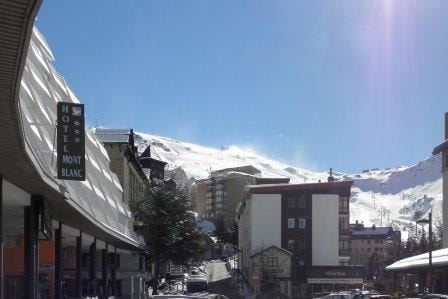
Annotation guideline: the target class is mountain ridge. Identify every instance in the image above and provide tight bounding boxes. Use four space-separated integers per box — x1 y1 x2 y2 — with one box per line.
134 131 443 236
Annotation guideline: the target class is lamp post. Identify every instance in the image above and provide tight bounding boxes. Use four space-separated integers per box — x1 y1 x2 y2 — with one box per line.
417 212 433 293
386 233 398 293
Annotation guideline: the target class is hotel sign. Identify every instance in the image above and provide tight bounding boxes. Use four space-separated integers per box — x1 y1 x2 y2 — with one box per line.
57 102 85 180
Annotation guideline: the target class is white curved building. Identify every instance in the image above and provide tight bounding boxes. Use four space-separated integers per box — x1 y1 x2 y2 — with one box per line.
0 1 147 297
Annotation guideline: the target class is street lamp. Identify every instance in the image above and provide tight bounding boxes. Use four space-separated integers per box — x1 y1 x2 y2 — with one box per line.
417 212 433 293
386 234 398 293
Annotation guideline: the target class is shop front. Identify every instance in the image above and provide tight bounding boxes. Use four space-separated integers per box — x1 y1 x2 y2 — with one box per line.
307 266 365 295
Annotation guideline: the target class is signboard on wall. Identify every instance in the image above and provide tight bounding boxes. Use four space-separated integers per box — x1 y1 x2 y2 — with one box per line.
57 102 85 180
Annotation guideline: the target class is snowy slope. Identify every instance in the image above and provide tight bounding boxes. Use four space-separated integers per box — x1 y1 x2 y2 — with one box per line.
134 132 442 233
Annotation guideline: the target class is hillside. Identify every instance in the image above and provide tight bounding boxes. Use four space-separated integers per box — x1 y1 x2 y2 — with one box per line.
134 132 442 235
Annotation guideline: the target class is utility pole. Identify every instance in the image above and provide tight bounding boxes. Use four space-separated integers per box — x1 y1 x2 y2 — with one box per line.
417 211 433 293
429 212 433 293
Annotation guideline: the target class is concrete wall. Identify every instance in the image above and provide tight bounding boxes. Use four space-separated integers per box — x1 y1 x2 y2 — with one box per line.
224 175 254 227
312 194 339 266
250 194 282 252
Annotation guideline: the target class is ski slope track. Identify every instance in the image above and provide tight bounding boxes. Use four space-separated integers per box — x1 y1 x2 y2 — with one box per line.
134 132 442 236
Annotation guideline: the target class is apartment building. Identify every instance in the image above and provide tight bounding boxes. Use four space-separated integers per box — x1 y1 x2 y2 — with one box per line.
433 112 448 248
195 165 289 228
349 222 400 266
237 179 364 297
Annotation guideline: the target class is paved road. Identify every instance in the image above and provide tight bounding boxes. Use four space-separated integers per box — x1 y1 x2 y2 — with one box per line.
207 261 243 299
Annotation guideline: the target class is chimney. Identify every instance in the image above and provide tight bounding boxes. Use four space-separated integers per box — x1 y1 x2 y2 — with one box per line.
372 224 376 230
445 112 448 140
328 168 335 182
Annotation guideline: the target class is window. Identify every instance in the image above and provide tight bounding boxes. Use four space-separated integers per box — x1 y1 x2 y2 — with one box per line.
288 198 295 208
375 248 379 252
375 239 379 244
367 240 371 244
367 248 371 252
298 239 305 250
298 218 305 229
380 247 383 251
263 257 279 267
288 239 295 250
288 218 295 229
298 196 306 208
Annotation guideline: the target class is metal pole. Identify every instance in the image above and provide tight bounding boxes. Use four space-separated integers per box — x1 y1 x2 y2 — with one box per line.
25 197 38 299
241 250 244 294
90 238 97 296
111 246 117 296
76 232 82 298
429 212 433 293
55 222 62 299
102 246 108 299
393 232 398 293
0 175 3 299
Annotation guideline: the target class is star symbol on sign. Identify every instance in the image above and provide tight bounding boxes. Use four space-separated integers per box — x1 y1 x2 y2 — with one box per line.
74 137 80 143
74 129 80 135
74 120 80 126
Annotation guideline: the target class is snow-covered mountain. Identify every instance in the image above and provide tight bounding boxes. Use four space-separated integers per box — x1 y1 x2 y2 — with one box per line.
134 132 442 236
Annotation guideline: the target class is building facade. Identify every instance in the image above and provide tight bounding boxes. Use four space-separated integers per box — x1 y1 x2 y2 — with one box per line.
249 245 293 296
195 165 289 228
349 222 400 266
237 180 364 297
95 128 150 205
0 5 146 298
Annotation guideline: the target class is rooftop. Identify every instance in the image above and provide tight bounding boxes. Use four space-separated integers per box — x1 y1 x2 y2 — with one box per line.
210 165 261 176
247 180 353 194
387 247 448 271
95 128 133 144
350 225 394 238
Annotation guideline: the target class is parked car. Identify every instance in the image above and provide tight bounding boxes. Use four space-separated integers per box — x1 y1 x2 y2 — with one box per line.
186 275 208 295
422 295 448 299
322 292 354 299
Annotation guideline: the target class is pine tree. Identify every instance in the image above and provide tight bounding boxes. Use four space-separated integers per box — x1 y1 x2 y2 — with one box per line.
129 185 204 295
434 217 443 250
419 229 428 253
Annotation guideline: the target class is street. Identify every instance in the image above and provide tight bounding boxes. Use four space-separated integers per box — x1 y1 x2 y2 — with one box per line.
207 261 243 299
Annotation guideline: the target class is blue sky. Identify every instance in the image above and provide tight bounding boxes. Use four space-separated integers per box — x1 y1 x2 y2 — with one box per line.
37 1 448 173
